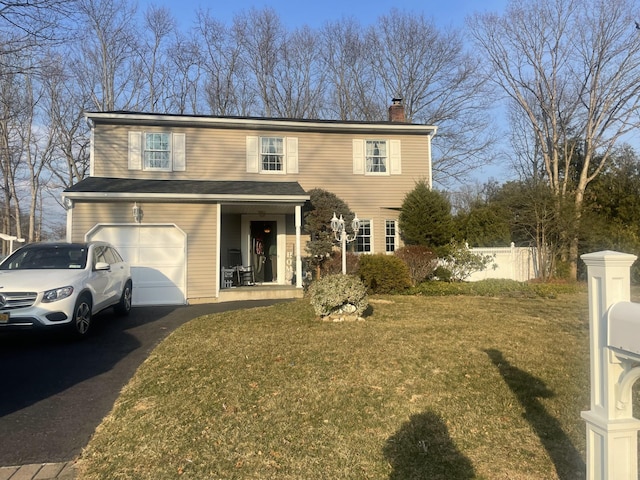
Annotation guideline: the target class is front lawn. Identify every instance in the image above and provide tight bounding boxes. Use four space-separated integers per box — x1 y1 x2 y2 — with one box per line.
78 293 592 479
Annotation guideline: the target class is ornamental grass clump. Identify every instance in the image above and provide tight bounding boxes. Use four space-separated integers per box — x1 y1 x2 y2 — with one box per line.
307 273 368 318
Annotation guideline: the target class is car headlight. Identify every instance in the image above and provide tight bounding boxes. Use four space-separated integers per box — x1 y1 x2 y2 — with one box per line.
42 286 74 303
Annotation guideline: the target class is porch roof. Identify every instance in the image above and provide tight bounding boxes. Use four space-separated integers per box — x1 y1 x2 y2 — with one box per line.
63 177 310 204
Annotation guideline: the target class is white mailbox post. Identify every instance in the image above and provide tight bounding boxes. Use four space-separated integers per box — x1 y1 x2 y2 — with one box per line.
582 250 640 480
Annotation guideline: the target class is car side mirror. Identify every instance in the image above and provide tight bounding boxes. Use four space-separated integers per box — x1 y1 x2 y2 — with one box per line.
95 262 111 271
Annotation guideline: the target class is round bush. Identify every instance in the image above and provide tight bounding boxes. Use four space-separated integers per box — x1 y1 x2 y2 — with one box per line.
358 254 412 294
307 274 368 317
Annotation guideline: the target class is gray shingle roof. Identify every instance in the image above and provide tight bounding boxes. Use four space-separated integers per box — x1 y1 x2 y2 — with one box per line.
65 177 308 197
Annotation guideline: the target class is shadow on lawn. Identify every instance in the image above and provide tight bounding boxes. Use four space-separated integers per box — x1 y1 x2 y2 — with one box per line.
485 349 585 480
384 410 476 479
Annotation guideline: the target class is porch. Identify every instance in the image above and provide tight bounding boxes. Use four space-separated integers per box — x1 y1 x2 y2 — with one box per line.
217 284 304 303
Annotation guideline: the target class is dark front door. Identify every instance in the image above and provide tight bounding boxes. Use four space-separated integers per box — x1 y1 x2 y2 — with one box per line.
250 221 277 282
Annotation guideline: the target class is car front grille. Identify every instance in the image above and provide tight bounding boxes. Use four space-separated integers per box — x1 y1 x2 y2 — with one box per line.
0 292 37 310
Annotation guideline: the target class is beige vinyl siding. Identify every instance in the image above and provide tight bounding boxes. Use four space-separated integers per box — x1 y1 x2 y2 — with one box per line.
91 122 431 254
71 201 219 302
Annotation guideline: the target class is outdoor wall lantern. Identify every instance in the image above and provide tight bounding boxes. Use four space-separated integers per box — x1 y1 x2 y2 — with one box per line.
132 202 143 223
330 212 360 274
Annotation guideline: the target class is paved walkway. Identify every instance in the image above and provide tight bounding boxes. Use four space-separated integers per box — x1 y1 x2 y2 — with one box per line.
0 462 76 480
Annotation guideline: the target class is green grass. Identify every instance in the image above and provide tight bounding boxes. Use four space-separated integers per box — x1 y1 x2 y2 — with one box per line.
77 293 593 479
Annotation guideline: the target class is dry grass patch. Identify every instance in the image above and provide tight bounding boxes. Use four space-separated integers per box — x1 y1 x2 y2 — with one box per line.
77 294 591 479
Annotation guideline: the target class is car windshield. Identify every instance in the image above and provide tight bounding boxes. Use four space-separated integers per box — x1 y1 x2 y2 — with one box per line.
0 245 88 270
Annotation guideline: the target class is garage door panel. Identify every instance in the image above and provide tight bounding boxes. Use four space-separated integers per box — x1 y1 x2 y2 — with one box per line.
139 227 182 246
135 286 185 306
138 247 184 265
133 265 184 285
87 225 186 306
115 246 140 263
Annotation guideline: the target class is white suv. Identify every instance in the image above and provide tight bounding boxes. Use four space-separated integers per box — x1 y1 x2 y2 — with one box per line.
0 241 132 337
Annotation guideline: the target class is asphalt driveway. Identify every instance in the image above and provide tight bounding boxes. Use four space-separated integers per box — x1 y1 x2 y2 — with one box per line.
0 300 285 466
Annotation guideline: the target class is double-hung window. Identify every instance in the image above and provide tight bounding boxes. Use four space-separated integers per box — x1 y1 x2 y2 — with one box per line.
261 137 284 172
144 133 171 170
246 136 298 174
355 219 372 253
128 131 186 172
385 220 397 253
366 140 387 173
353 139 400 175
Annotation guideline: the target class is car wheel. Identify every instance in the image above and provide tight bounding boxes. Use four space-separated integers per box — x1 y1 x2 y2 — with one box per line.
115 280 132 316
70 294 92 338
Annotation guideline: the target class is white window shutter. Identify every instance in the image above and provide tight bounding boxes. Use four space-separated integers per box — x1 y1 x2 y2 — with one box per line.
286 137 298 174
246 136 259 173
353 139 364 174
172 133 186 171
389 140 401 174
128 131 142 170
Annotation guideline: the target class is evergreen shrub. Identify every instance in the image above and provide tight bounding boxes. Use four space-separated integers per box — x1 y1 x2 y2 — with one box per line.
307 274 368 317
358 254 412 294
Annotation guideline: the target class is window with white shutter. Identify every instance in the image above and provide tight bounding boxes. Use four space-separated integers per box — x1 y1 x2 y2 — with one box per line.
246 135 298 174
128 131 186 172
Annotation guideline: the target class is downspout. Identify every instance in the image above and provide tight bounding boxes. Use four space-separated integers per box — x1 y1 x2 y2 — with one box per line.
426 127 437 189
63 196 73 242
216 203 221 297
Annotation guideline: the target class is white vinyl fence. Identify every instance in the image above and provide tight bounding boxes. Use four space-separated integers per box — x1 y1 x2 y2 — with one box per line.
466 243 538 282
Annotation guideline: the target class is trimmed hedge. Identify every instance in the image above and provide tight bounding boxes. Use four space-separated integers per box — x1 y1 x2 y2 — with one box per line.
358 254 412 294
407 278 584 298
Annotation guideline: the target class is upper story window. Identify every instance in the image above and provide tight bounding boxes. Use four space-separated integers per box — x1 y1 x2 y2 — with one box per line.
128 131 186 172
145 133 171 170
366 140 387 173
353 139 401 175
246 136 298 174
261 137 284 172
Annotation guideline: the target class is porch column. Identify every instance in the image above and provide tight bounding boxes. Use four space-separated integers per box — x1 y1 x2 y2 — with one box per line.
295 205 303 288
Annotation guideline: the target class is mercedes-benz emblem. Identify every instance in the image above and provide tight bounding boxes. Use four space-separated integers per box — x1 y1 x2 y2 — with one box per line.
0 294 6 308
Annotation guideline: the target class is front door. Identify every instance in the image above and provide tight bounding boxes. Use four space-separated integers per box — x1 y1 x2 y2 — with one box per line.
250 221 277 283
241 214 285 285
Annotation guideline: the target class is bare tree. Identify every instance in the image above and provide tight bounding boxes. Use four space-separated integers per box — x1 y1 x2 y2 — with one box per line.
0 0 75 73
43 53 91 189
75 0 141 111
194 9 251 116
469 0 640 278
21 72 57 242
369 9 497 187
233 8 285 117
165 30 203 115
270 25 325 118
319 18 380 121
137 5 176 113
0 48 26 246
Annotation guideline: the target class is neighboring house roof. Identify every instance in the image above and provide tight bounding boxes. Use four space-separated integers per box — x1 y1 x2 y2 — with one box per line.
63 177 310 203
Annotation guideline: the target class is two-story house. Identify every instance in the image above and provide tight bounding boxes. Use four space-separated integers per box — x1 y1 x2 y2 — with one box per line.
62 99 437 306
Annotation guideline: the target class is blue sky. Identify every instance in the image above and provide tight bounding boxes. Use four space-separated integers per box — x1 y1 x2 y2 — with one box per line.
145 0 509 30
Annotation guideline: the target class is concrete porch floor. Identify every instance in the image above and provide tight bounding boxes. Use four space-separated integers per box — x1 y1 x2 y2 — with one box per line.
217 284 304 302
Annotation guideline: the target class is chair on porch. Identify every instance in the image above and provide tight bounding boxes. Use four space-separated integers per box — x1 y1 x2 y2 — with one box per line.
227 248 255 286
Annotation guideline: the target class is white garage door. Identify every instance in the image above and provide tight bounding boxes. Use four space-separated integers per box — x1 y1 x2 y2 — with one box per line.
87 225 186 306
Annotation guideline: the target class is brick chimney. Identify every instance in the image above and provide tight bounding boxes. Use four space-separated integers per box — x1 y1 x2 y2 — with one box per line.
388 97 405 122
